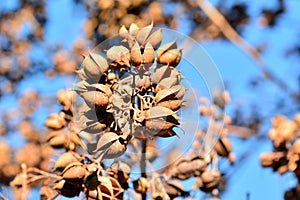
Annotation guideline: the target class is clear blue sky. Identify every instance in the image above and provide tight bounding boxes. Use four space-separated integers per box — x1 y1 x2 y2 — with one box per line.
1 0 300 199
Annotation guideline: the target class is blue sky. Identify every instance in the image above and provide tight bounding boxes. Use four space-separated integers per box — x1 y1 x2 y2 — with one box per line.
1 0 300 199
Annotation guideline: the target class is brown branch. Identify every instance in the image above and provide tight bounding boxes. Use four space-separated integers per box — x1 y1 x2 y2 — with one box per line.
195 0 299 102
140 139 147 200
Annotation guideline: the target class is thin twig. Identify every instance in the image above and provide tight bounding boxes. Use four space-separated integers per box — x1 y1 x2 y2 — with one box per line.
140 140 147 200
21 164 27 200
195 0 299 102
27 167 61 180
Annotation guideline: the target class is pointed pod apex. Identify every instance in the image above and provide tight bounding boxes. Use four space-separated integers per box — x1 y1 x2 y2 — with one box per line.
146 28 162 49
136 22 154 46
157 40 178 57
130 42 142 65
146 106 175 119
143 42 155 64
129 23 139 36
119 25 128 38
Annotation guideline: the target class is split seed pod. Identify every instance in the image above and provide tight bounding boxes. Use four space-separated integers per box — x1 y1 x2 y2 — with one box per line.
80 91 109 107
151 65 181 84
146 29 162 49
62 162 86 183
94 132 127 159
82 52 108 81
157 100 183 111
131 42 155 66
155 85 186 103
214 137 232 157
54 151 82 171
157 41 182 67
107 45 130 70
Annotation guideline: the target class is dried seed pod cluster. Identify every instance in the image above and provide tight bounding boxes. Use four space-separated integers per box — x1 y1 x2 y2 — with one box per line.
75 22 185 160
186 92 233 199
261 114 300 175
51 152 125 199
260 114 300 199
9 23 236 200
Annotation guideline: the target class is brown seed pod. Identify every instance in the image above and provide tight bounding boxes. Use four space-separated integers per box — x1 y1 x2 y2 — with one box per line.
163 180 189 198
80 91 109 107
18 121 39 142
145 106 175 119
135 74 151 91
170 157 207 180
155 85 186 103
278 120 297 143
15 143 41 167
157 100 183 111
214 137 232 157
133 177 148 194
143 42 155 64
157 40 182 67
106 45 130 70
260 152 276 167
57 89 75 110
157 48 182 67
54 179 82 198
76 68 88 80
62 162 86 183
47 131 67 148
131 42 143 65
0 142 11 167
146 117 178 131
156 77 179 92
154 129 178 138
94 132 127 159
151 65 181 84
200 170 222 189
293 139 300 154
136 22 153 46
45 113 66 130
82 52 108 80
54 151 82 172
81 121 106 134
131 42 155 66
87 83 112 97
146 28 162 49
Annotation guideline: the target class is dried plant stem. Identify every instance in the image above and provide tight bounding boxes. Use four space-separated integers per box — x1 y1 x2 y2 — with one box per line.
27 167 61 180
21 164 27 200
196 0 299 102
141 139 147 200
